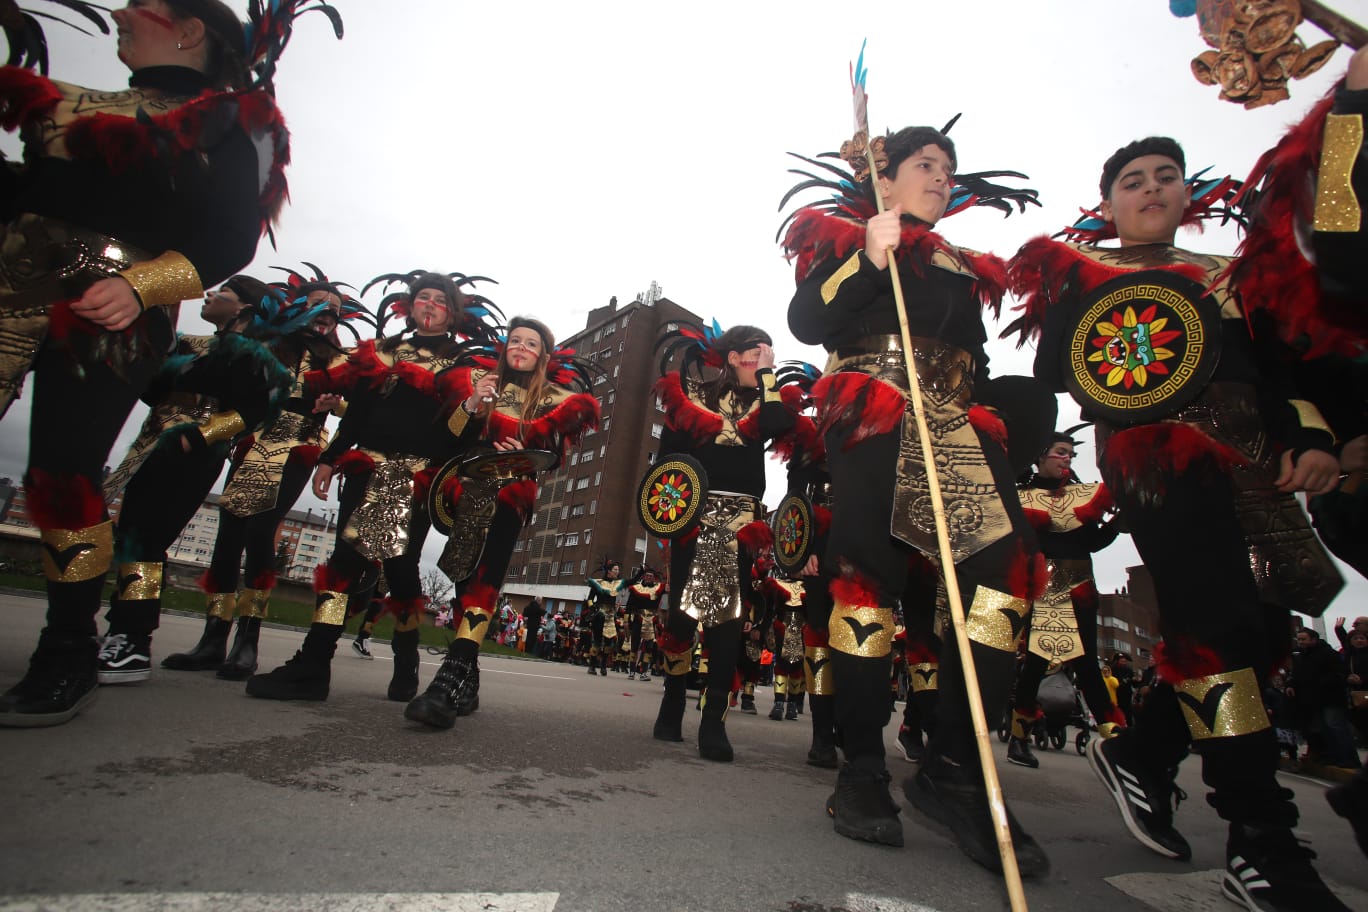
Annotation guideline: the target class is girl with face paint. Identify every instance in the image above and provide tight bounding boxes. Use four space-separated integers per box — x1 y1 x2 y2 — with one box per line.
404 316 600 731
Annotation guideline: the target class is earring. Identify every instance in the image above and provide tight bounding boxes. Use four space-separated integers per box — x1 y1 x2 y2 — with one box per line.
176 42 183 50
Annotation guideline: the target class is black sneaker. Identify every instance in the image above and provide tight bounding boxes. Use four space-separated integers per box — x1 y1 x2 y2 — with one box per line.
896 726 925 764
97 633 151 684
740 694 757 714
245 651 329 701
1087 732 1191 860
903 761 1050 878
785 700 799 721
1222 824 1351 912
1007 736 1040 769
768 700 784 720
351 638 373 659
825 763 903 847
0 636 99 727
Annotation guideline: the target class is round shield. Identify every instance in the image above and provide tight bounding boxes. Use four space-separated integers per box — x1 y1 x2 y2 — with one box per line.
771 491 816 577
1062 271 1221 425
637 454 708 540
426 449 557 537
426 456 466 537
459 448 558 480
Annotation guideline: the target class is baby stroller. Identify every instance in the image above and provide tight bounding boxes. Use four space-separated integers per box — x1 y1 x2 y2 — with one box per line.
1034 670 1091 755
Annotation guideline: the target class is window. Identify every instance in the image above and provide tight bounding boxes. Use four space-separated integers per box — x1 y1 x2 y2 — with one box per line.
651 423 664 438
594 472 601 486
570 452 580 465
599 445 606 458
594 375 606 386
593 330 602 342
585 529 592 543
579 560 587 574
551 563 559 577
565 479 573 494
635 537 647 553
507 566 519 579
622 313 631 327
655 396 664 411
565 533 580 546
619 341 624 353
613 365 620 377
648 451 657 464
602 417 611 432
580 450 593 463
555 534 564 547
560 506 568 520
576 477 590 490
590 499 597 515
562 560 576 575
601 348 613 360
602 323 615 336
514 540 524 552
570 504 586 518
608 392 616 404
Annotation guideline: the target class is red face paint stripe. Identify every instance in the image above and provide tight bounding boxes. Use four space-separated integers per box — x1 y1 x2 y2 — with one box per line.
133 8 175 29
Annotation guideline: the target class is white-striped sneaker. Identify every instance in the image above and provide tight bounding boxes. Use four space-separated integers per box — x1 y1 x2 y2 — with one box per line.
1086 730 1190 860
97 633 151 684
1221 824 1350 911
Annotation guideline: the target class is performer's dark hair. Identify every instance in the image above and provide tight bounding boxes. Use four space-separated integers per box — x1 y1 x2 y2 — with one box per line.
884 126 957 179
1099 137 1186 199
221 274 275 309
164 0 248 88
702 324 772 412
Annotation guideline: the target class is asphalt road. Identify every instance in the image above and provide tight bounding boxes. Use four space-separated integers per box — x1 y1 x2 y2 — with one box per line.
1 592 1365 912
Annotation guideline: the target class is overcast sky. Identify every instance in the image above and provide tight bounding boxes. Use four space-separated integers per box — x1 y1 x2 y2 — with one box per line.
2 0 1364 619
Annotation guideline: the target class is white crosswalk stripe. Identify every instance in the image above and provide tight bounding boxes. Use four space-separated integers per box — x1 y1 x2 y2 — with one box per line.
0 893 560 912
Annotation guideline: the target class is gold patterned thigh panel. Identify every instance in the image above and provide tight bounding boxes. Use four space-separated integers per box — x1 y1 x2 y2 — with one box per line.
342 453 429 562
677 492 758 627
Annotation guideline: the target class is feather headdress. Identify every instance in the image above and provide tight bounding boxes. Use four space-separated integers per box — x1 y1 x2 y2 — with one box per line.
361 269 503 342
2 0 109 74
245 0 344 94
1058 167 1247 244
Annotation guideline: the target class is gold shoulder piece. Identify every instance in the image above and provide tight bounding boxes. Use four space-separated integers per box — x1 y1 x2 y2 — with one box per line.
820 252 864 305
1314 113 1364 233
120 250 203 311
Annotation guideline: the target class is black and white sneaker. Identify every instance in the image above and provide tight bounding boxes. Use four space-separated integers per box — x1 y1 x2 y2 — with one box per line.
97 633 151 684
1222 824 1350 912
1087 731 1191 860
351 638 373 659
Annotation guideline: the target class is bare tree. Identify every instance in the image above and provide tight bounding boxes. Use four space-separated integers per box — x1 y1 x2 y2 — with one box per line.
422 568 453 610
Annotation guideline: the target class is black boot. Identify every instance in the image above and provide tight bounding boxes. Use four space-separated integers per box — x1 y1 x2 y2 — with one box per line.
653 674 686 742
769 694 785 720
826 762 903 846
217 617 262 680
245 626 335 701
1007 711 1040 768
162 616 232 671
904 756 1051 879
404 651 480 729
807 693 839 768
0 630 99 727
786 697 800 721
388 628 420 702
698 700 733 762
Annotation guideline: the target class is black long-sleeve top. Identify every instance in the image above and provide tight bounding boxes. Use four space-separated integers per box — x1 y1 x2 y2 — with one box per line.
1018 475 1119 561
0 65 266 287
146 331 291 435
656 368 795 499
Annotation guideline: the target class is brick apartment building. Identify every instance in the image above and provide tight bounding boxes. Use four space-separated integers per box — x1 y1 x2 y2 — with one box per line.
502 286 703 616
1095 563 1162 662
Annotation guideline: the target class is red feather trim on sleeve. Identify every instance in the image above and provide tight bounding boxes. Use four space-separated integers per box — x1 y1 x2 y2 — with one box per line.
487 391 600 456
770 414 821 465
968 405 1007 453
1005 237 1208 345
654 373 723 443
1229 92 1364 357
435 365 475 404
658 629 695 655
959 248 1009 319
333 449 377 477
736 520 775 555
379 594 428 619
1006 541 1049 601
0 66 63 131
810 372 905 450
1072 483 1114 526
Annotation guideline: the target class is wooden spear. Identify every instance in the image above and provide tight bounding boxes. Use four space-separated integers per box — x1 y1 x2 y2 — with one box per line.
850 43 1028 912
1303 0 1367 49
